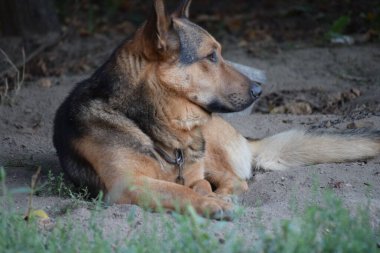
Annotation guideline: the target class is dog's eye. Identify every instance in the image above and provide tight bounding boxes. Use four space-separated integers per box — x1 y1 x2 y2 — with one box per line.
206 51 217 63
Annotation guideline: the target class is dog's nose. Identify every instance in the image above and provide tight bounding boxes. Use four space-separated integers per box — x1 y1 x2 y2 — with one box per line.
250 82 262 98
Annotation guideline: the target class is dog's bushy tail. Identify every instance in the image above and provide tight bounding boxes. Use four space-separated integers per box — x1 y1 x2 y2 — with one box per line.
249 129 380 170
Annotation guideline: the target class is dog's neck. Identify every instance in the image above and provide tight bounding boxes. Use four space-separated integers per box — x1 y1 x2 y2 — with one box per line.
150 87 210 162
159 96 210 131
110 43 210 162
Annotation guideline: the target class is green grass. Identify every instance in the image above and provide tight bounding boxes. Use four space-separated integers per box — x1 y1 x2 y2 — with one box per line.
37 170 90 199
325 15 351 40
0 166 379 253
254 194 379 253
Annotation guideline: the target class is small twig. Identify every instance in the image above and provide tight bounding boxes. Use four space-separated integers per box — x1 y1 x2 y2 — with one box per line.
14 48 26 97
0 48 19 74
0 48 20 101
0 78 9 102
0 167 6 199
0 48 25 104
24 166 41 221
337 73 368 82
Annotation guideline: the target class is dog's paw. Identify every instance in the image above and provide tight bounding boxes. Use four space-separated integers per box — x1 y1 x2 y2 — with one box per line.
210 208 235 221
205 192 239 204
218 194 239 204
198 197 234 221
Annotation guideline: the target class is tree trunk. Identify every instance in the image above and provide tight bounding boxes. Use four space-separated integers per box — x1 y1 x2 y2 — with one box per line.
0 0 60 37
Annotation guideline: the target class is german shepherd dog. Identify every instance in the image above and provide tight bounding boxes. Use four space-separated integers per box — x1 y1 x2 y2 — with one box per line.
54 0 380 219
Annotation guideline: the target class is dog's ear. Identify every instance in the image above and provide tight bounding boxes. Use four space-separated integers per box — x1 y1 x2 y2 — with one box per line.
172 0 192 18
144 0 170 52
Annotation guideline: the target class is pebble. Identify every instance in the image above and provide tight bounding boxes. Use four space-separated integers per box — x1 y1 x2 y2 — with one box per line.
347 121 374 129
350 88 361 97
39 78 52 88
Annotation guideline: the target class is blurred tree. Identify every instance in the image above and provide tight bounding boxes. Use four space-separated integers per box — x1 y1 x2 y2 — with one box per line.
0 0 60 37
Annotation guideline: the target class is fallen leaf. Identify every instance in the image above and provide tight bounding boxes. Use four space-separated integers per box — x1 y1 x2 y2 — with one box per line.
30 209 49 219
271 102 312 115
328 179 344 189
39 78 52 88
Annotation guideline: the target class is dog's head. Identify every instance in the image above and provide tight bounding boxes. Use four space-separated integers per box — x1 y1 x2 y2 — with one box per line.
135 0 262 113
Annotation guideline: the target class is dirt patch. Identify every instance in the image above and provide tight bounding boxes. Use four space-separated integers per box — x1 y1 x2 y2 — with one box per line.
254 88 380 115
1 37 380 239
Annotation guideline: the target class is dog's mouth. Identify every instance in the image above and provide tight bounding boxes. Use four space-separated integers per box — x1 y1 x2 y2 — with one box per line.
202 82 262 113
203 94 260 114
203 99 236 113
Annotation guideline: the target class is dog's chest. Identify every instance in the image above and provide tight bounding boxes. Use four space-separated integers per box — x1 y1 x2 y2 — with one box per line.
157 153 205 187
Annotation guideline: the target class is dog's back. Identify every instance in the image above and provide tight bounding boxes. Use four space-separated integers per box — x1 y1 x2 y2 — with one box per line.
53 78 103 196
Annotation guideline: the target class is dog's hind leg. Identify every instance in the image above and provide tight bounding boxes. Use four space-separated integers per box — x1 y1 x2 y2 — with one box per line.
204 116 380 196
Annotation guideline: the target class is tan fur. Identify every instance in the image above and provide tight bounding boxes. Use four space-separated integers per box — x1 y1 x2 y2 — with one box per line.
249 129 380 171
73 136 232 216
202 116 250 196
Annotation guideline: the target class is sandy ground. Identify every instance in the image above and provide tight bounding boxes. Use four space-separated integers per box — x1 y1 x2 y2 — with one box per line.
1 43 380 239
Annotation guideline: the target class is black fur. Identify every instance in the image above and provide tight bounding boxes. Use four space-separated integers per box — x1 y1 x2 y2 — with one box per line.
53 51 156 197
205 100 235 113
175 18 207 64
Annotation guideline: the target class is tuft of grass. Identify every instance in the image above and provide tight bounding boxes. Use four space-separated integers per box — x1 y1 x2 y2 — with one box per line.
0 48 25 104
41 170 70 197
325 15 351 40
254 191 379 253
37 170 90 201
0 166 379 252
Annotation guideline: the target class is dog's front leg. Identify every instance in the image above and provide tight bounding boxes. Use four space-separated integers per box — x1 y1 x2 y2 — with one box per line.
190 179 214 196
107 175 233 220
73 136 233 219
190 178 240 204
205 170 249 203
